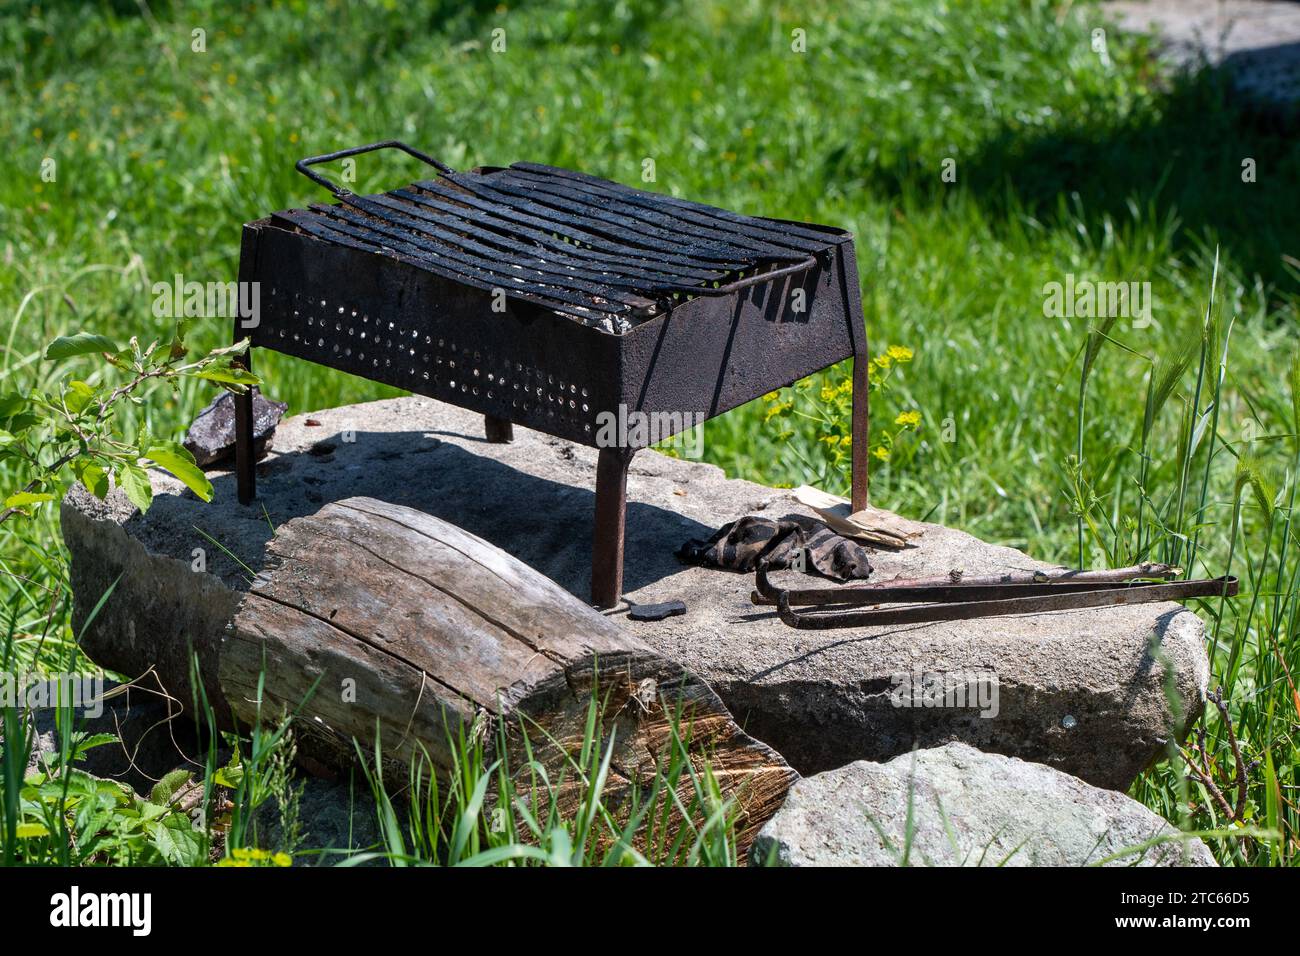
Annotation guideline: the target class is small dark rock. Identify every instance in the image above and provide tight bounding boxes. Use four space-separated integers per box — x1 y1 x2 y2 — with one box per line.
184 388 287 468
252 776 385 865
628 600 687 621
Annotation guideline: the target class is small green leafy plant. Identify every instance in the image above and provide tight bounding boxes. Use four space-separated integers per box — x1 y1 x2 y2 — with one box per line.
762 345 919 493
12 751 207 866
0 326 257 525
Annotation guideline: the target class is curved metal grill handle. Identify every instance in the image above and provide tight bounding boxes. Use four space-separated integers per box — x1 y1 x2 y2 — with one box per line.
295 141 454 198
697 254 818 297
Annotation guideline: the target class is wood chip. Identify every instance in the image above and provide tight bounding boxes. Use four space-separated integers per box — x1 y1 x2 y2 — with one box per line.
792 485 924 549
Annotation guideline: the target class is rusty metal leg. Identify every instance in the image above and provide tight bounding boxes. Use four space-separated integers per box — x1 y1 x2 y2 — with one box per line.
591 447 633 608
850 352 870 512
484 414 514 443
234 349 256 505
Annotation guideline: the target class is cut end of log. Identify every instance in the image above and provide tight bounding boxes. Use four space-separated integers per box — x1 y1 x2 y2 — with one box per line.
501 650 798 858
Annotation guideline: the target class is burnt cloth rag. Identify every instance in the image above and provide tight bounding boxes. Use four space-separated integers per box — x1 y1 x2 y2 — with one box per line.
676 515 873 582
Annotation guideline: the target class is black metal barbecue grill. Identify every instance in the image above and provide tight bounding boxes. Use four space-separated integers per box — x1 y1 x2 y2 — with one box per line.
233 141 869 607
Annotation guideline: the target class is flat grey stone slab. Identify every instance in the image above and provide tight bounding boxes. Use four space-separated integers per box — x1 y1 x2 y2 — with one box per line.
63 396 1209 790
753 742 1216 866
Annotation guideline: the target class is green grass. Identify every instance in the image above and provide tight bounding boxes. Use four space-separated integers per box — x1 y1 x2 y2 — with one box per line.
3 656 748 867
2 0 1299 864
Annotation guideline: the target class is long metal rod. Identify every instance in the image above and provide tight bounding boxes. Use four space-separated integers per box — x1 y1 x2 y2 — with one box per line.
752 563 1183 607
773 576 1237 629
755 568 1238 630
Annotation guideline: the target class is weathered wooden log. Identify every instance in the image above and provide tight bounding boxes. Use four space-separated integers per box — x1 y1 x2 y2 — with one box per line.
80 495 796 853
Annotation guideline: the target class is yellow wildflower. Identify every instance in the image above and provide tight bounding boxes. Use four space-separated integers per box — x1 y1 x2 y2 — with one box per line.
887 345 914 362
895 410 921 427
764 401 791 423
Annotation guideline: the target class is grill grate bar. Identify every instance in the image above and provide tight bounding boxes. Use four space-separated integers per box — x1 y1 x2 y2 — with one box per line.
394 188 726 283
271 209 601 323
330 194 662 309
494 168 814 259
309 204 643 316
412 178 745 274
371 192 729 295
446 171 804 266
276 208 632 323
510 162 837 251
432 175 759 270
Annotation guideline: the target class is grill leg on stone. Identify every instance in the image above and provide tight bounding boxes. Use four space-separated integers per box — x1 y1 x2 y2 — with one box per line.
484 414 514 443
234 347 255 505
850 349 870 512
591 447 634 608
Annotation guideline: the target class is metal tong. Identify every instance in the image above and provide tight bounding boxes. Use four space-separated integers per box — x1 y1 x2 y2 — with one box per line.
751 563 1239 630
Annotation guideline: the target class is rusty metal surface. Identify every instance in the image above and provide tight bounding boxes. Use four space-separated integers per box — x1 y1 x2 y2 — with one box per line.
241 187 861 448
752 567 1239 629
591 448 633 608
238 146 872 606
275 148 850 334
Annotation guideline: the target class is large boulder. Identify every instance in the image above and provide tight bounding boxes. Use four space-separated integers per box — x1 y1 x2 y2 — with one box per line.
62 396 1210 790
752 742 1216 866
